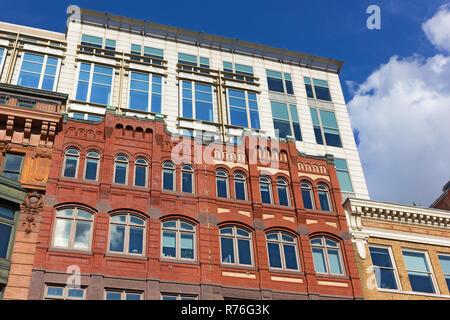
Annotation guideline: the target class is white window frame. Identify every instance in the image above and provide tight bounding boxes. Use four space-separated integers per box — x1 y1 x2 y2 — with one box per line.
104 289 143 300
402 248 440 295
0 47 7 80
276 178 291 206
160 218 197 261
310 236 346 276
161 293 198 300
113 155 129 185
107 213 147 256
44 284 86 300
226 88 259 129
127 71 163 113
74 61 114 106
233 172 248 201
17 52 61 91
266 231 301 272
216 169 230 198
162 161 176 191
133 157 149 188
181 164 195 193
83 150 100 181
62 148 80 178
219 225 254 267
368 245 402 291
259 176 273 204
179 80 215 122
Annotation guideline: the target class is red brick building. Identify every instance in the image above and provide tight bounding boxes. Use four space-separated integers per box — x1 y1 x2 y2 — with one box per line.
28 110 362 300
430 181 450 211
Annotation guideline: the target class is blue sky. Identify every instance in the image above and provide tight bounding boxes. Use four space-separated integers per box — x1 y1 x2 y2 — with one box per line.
1 0 449 206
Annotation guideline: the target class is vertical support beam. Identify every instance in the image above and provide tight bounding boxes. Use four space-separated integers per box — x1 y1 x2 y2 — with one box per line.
116 52 125 114
216 70 226 142
5 33 20 84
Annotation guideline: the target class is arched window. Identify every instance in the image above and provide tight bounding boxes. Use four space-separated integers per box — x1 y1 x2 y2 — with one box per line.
84 151 100 181
63 148 80 178
216 169 229 198
53 207 94 250
317 183 332 211
276 178 290 206
134 158 148 187
310 237 344 275
109 213 146 255
220 226 253 266
259 176 272 204
162 162 175 191
266 231 300 271
301 181 315 210
114 155 128 184
161 219 196 260
234 172 247 201
181 165 194 193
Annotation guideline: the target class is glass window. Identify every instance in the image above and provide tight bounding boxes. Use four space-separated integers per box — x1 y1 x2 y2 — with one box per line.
162 294 197 300
259 176 272 204
266 232 300 271
369 246 400 290
162 162 175 191
1 153 24 181
181 165 194 193
317 184 332 212
45 285 85 300
129 71 162 113
216 170 229 198
76 63 113 106
84 151 100 181
134 158 148 187
438 254 450 291
181 81 213 122
0 48 5 72
402 250 436 294
271 101 302 141
53 207 93 250
301 181 315 210
334 158 353 192
109 213 146 255
234 172 247 201
310 237 344 275
130 44 164 64
105 290 142 300
0 205 15 259
161 219 196 260
276 178 290 206
309 108 342 147
114 155 128 184
304 77 332 101
266 70 293 94
220 226 253 266
178 53 208 72
63 148 80 178
18 53 59 90
223 62 254 82
227 89 260 129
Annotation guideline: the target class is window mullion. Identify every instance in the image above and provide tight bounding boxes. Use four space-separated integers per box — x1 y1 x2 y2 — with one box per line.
38 55 46 89
87 63 93 103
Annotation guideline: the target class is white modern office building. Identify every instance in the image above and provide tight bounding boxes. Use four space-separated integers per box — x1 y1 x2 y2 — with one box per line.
0 7 369 200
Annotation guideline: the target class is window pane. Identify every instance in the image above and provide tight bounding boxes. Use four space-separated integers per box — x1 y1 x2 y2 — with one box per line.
314 86 331 101
54 219 72 247
277 186 289 206
283 244 298 270
0 224 12 258
110 225 125 252
318 192 330 211
267 77 284 92
162 231 176 258
163 170 174 190
135 165 147 187
217 178 227 198
439 255 450 275
129 227 143 254
41 76 55 91
336 170 353 192
235 180 246 200
195 101 213 122
403 251 430 272
267 242 282 268
273 119 292 139
74 221 91 249
249 111 260 129
305 84 314 98
180 233 194 259
18 72 40 88
114 163 127 184
313 126 324 145
182 172 193 193
327 249 343 274
90 83 111 105
301 189 314 209
180 222 194 231
68 288 84 299
260 184 271 204
76 81 89 101
369 247 393 268
106 292 122 300
163 221 176 229
312 248 327 273
151 93 162 113
47 287 64 297
129 90 149 111
221 237 234 263
162 295 177 300
126 293 141 300
229 107 248 128
85 158 98 180
285 80 294 94
373 268 398 290
237 239 252 265
0 206 14 220
324 129 342 148
408 272 435 293
64 157 78 178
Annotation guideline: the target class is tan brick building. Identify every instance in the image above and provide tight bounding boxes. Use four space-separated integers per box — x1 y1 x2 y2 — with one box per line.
344 198 450 300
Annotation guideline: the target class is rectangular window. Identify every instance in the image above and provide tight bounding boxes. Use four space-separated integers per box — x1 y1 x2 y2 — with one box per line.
129 71 162 113
402 250 437 294
130 44 164 65
0 48 6 76
227 89 260 129
334 158 353 192
18 53 59 90
76 63 113 105
369 246 400 290
105 290 142 300
271 101 302 141
178 53 209 72
69 112 102 122
310 108 342 147
161 294 197 300
0 205 14 259
438 254 450 291
81 34 116 56
223 62 254 82
266 70 294 94
45 285 85 300
181 81 213 122
304 77 332 101
1 153 24 181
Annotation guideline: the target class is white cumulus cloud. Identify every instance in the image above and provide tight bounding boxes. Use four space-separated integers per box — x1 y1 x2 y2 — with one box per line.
347 6 450 207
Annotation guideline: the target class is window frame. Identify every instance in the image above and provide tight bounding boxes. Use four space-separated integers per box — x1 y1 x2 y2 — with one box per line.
310 107 342 148
160 218 197 261
270 101 302 141
266 70 294 95
44 284 86 300
368 245 402 291
233 172 248 201
226 88 260 130
62 148 80 178
17 52 61 91
108 213 147 256
179 80 214 122
0 204 17 260
310 236 345 276
181 164 194 194
84 150 100 181
104 289 143 300
402 249 439 294
259 176 273 204
304 77 332 102
266 231 301 272
438 253 450 291
317 183 332 212
300 181 315 210
1 153 24 181
162 161 176 191
219 225 254 267
51 207 94 251
0 48 7 79
161 293 198 300
113 154 129 185
74 62 114 106
127 71 163 113
133 157 149 188
276 178 291 206
216 169 230 199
